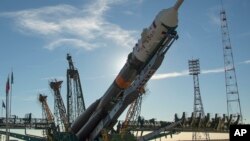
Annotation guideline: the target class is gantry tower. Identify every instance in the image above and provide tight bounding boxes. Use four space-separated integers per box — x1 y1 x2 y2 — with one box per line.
188 59 210 140
66 53 86 125
220 1 243 123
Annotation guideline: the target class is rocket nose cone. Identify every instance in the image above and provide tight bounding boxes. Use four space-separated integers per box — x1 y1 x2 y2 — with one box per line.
173 0 184 11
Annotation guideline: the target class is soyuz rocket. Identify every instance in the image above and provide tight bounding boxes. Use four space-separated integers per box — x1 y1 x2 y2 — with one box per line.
70 0 184 140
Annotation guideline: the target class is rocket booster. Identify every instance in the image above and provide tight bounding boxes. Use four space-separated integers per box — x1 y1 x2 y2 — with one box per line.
70 0 183 140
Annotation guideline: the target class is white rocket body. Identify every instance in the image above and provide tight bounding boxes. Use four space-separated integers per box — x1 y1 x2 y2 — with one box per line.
70 1 183 140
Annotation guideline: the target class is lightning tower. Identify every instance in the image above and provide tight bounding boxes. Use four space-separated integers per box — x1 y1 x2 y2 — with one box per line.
220 1 243 122
188 59 210 140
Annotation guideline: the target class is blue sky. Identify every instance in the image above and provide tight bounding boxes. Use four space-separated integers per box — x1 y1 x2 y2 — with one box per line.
0 0 249 131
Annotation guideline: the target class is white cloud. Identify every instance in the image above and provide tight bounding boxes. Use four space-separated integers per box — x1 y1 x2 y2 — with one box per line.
2 4 76 35
241 60 250 64
201 68 224 74
20 19 61 35
84 0 113 17
1 0 137 51
45 38 99 51
152 67 224 80
152 71 189 80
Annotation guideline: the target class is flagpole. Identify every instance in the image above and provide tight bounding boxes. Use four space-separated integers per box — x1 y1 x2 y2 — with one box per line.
10 70 13 119
10 84 12 119
1 102 3 117
6 91 9 141
5 76 10 141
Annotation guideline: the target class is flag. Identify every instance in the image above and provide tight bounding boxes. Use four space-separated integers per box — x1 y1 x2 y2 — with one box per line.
6 76 10 95
11 71 14 84
2 101 5 108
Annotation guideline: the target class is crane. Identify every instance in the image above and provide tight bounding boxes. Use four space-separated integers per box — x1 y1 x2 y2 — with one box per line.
66 53 86 125
39 94 56 140
50 80 68 132
120 87 145 137
39 94 54 123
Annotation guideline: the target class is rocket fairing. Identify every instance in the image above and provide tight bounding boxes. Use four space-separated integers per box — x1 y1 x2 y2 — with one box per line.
70 0 183 140
133 0 182 64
